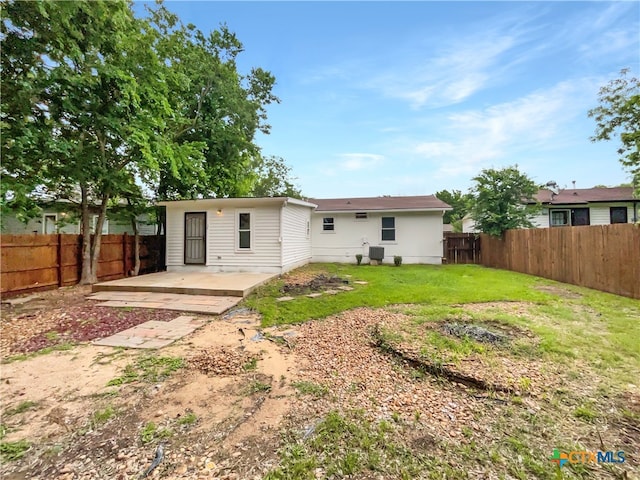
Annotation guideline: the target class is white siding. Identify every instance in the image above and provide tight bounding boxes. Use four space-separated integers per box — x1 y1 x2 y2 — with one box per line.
589 203 635 225
311 211 444 264
281 203 312 272
164 201 286 274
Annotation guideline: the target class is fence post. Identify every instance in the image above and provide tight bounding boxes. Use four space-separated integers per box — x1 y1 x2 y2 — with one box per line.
123 233 129 277
57 233 63 287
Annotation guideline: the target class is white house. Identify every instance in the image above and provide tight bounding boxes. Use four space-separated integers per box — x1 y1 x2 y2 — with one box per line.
310 195 450 264
158 194 451 273
156 197 316 274
462 186 638 233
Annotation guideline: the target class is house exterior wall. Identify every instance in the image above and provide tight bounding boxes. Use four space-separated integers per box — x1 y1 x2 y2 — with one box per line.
165 203 285 274
530 202 636 227
311 211 444 264
0 211 146 235
281 203 312 273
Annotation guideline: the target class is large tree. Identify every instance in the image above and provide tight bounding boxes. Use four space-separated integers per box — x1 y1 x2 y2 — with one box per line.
147 6 279 200
588 68 640 196
435 189 473 230
469 166 538 237
2 1 278 283
250 156 302 198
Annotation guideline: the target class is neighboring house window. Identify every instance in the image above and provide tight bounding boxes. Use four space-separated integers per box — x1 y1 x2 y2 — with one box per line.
381 217 395 241
91 215 109 234
610 207 628 224
571 208 590 226
43 214 57 234
550 208 590 226
323 217 335 231
550 210 569 226
355 212 368 220
238 212 251 249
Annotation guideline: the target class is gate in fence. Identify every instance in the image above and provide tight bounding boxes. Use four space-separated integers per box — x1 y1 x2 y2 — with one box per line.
443 232 481 264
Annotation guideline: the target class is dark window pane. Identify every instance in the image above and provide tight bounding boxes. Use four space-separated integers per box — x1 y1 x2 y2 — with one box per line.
382 229 395 241
323 217 333 224
382 217 395 228
550 210 569 226
239 231 251 249
610 207 627 224
571 208 590 226
239 213 251 230
323 217 334 231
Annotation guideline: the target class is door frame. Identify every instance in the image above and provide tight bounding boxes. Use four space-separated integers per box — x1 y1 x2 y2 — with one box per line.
184 211 207 265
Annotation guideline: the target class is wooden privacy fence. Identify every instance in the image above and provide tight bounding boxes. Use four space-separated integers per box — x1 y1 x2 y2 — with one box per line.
443 232 481 264
1 234 165 297
480 224 640 299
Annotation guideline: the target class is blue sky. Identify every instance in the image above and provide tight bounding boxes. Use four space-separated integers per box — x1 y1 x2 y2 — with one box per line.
158 1 639 198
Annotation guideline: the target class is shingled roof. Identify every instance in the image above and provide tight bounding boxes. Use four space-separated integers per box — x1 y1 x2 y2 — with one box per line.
533 187 636 205
311 195 451 212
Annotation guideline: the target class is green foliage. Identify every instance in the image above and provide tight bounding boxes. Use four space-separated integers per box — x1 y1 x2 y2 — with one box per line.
247 380 272 394
588 68 640 196
0 440 30 462
1 1 278 280
469 165 539 236
242 357 258 371
139 421 172 444
435 189 474 226
5 401 39 416
107 355 184 386
91 406 116 427
291 381 329 398
393 255 402 267
177 412 198 426
250 156 302 198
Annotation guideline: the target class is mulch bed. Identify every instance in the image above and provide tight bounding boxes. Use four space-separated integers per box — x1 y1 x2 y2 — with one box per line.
1 287 177 357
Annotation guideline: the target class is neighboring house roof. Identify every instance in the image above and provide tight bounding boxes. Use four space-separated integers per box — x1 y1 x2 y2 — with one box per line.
311 195 451 213
443 224 454 232
533 187 636 205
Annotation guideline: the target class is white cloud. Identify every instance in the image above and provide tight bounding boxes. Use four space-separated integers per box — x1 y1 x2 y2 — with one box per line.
337 153 385 171
409 78 600 176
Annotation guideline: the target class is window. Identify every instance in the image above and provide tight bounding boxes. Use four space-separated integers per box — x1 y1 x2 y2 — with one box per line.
550 210 569 226
610 207 628 224
43 214 57 234
323 217 335 231
571 208 590 226
238 212 251 249
550 208 590 227
92 215 109 234
355 212 368 220
381 216 395 241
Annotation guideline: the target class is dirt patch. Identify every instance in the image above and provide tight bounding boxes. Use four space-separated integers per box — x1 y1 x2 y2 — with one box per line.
281 273 349 295
535 284 582 298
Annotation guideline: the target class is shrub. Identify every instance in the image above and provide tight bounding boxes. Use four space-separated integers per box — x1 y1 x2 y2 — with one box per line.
355 254 363 265
393 256 402 267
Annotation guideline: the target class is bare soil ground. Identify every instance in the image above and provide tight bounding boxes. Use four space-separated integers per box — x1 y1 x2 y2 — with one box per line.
1 285 638 479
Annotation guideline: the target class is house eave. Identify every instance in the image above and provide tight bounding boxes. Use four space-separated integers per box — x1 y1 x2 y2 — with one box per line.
156 197 317 209
314 207 452 214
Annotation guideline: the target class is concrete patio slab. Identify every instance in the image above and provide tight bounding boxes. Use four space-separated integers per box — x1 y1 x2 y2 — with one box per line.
87 291 242 314
92 271 276 297
93 315 207 349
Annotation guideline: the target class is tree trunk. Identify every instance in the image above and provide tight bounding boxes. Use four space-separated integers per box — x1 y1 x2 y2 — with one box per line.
88 192 110 284
131 216 140 276
78 184 93 285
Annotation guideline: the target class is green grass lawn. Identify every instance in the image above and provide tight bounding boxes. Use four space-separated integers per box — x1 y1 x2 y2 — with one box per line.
245 263 640 480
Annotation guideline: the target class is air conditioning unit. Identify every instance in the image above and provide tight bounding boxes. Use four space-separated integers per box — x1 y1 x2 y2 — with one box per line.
369 246 384 261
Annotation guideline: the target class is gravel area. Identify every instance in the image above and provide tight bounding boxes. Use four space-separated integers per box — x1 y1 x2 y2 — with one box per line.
293 307 488 440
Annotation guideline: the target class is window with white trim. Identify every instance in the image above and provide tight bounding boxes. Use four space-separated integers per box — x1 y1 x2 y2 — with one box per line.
381 216 395 241
550 210 569 227
43 214 57 234
238 212 251 249
323 217 335 231
92 215 109 234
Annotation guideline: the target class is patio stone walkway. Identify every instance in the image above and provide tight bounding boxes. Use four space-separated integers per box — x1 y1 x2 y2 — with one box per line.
93 315 206 349
87 291 242 314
